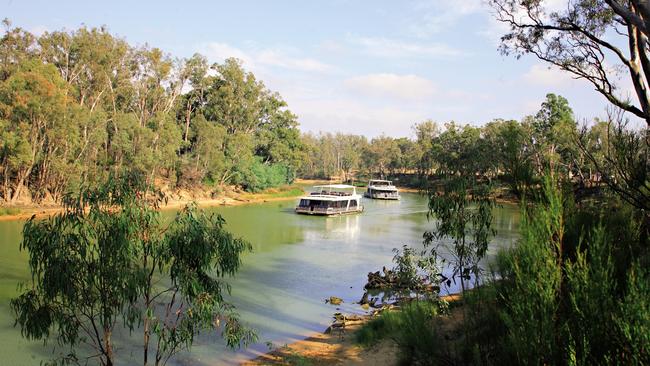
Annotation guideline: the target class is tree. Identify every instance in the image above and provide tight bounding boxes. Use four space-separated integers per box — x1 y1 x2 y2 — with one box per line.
205 58 263 135
0 19 37 81
255 92 303 168
412 120 439 177
532 93 579 176
364 135 400 178
488 0 650 125
11 174 255 366
488 0 650 211
425 177 496 294
0 60 68 203
484 119 535 196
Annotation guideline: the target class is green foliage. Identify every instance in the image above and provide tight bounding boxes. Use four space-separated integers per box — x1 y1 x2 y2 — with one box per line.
356 301 444 366
426 177 496 293
241 158 293 192
500 177 564 364
494 175 650 365
10 174 255 366
0 23 303 204
391 245 421 290
0 206 20 215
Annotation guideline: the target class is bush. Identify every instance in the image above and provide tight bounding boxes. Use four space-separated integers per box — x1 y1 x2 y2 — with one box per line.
357 301 445 365
0 207 21 216
241 158 293 192
493 176 650 365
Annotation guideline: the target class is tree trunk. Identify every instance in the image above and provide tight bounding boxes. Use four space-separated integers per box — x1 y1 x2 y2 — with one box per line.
103 326 114 366
184 100 191 142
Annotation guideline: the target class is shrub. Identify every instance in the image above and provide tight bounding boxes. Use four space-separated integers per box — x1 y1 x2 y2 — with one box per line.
357 301 445 365
494 175 650 365
242 158 293 192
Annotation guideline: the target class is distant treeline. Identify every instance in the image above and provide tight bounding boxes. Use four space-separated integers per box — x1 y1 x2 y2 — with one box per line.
299 93 611 195
0 20 304 204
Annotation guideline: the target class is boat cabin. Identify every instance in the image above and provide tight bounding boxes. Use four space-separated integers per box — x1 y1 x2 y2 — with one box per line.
365 179 400 200
295 184 364 215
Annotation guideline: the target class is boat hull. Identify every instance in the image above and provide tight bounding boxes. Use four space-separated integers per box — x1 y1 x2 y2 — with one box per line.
364 193 400 200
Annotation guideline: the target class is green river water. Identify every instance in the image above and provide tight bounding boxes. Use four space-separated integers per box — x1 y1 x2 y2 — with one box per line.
0 192 520 365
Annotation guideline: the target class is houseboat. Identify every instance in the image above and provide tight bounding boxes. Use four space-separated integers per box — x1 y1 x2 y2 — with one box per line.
364 179 400 200
295 184 364 215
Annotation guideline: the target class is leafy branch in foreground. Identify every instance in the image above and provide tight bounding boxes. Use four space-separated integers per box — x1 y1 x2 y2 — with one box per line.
11 173 255 366
425 177 496 294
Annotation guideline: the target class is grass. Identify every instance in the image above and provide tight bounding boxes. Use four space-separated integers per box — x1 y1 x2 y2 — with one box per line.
356 300 445 366
0 207 21 216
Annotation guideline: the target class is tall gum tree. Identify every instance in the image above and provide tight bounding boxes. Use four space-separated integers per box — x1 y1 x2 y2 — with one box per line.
488 0 650 210
488 0 650 125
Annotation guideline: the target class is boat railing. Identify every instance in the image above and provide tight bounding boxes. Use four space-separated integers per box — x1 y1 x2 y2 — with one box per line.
295 206 362 214
310 191 352 196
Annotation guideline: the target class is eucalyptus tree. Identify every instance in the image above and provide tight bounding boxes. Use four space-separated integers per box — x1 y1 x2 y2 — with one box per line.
483 119 535 196
488 0 650 125
0 60 68 203
205 58 264 135
425 177 496 294
412 119 439 177
11 174 255 366
488 0 650 210
255 92 303 168
533 93 579 175
177 53 210 143
364 135 401 178
0 18 37 81
334 133 367 182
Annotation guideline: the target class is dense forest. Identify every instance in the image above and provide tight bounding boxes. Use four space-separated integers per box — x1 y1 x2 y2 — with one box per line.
0 19 305 204
0 19 615 207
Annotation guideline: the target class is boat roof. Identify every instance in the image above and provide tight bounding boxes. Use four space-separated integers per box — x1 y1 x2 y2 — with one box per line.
299 195 360 201
369 179 391 183
313 184 356 189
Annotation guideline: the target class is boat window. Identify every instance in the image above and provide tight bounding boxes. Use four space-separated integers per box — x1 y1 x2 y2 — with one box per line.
350 200 357 207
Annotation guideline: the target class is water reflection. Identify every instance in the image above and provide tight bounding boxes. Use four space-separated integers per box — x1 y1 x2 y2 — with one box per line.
302 214 360 241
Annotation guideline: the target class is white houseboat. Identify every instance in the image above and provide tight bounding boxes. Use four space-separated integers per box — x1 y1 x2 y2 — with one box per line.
295 184 364 215
364 179 400 200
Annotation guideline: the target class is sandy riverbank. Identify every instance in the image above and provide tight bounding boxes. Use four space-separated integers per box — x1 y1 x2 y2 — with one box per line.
0 179 427 222
243 294 463 366
0 184 309 222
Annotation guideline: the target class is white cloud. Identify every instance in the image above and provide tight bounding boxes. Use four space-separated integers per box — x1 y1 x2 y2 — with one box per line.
350 36 464 58
294 98 427 137
200 42 333 73
409 0 484 37
344 73 436 100
204 43 254 66
523 64 575 87
256 49 333 73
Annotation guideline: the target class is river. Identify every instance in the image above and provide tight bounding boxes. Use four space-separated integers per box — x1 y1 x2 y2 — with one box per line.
0 192 520 365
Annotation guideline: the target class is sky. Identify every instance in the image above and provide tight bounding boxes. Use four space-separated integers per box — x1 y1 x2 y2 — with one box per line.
3 0 631 138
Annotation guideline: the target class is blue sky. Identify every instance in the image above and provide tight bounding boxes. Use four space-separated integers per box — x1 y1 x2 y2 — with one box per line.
4 0 626 137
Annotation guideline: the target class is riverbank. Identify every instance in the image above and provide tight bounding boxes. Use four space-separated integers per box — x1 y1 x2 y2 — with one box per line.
0 183 307 222
243 294 463 366
0 178 423 222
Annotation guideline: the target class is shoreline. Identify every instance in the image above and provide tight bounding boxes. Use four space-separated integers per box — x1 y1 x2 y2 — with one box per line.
242 293 462 366
0 182 518 222
0 184 309 222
